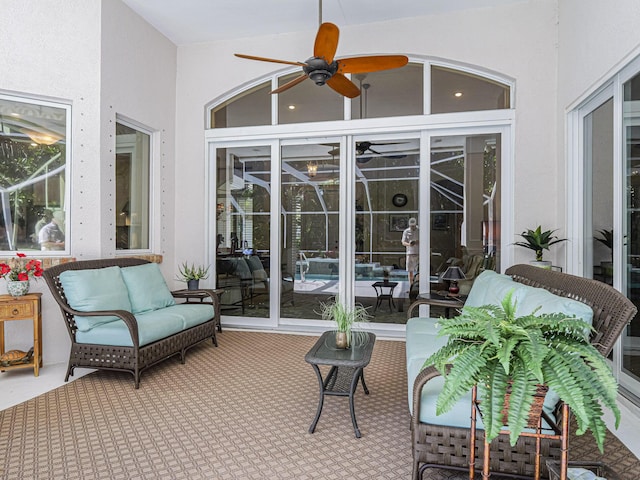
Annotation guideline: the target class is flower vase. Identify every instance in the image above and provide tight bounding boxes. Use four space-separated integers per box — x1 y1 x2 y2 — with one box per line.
335 330 350 349
7 280 30 298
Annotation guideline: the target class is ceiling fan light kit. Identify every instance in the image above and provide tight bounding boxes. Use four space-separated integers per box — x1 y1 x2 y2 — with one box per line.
235 20 408 98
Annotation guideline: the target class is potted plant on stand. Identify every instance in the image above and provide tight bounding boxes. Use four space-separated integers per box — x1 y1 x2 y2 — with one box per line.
0 253 43 297
317 297 371 349
423 290 619 465
177 262 210 291
514 225 567 268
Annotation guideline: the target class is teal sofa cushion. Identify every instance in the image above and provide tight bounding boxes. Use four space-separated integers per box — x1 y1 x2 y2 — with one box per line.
121 263 176 314
60 266 132 332
76 304 213 347
465 270 528 308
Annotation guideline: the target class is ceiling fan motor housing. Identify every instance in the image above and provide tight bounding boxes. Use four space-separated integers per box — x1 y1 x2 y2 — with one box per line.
304 57 338 85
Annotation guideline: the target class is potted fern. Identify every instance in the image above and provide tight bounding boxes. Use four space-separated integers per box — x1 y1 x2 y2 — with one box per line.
514 226 567 268
424 289 619 451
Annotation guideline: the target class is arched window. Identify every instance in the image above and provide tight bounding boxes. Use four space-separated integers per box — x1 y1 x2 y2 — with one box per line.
208 60 511 127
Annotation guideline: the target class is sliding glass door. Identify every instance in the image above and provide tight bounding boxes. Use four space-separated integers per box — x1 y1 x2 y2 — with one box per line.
209 126 506 331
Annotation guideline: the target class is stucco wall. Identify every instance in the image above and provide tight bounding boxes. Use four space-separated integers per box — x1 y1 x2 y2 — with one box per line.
0 0 177 364
0 0 102 364
175 0 560 271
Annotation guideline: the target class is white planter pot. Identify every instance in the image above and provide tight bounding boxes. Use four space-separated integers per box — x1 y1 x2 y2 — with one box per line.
529 261 552 269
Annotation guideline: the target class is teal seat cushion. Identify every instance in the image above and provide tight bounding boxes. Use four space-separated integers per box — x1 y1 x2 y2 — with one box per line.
59 266 132 332
76 304 213 347
121 263 176 314
406 317 448 414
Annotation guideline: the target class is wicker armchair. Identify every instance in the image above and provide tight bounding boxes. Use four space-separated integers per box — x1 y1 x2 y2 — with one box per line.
411 264 637 479
44 257 219 388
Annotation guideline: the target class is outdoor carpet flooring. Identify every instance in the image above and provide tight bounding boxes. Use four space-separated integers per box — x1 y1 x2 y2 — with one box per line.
1 330 639 479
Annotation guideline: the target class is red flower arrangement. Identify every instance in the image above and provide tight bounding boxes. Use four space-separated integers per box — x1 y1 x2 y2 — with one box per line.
0 253 43 281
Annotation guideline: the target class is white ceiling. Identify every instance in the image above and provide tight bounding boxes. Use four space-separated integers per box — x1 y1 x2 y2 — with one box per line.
121 0 525 45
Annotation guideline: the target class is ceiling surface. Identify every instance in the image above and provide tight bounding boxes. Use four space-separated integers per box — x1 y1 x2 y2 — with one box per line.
122 0 525 45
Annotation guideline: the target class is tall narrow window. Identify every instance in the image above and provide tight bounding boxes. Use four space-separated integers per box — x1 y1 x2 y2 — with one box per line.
115 121 150 250
0 94 69 252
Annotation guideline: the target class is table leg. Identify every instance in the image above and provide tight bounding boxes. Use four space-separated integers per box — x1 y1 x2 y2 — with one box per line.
309 364 325 434
360 370 370 395
349 367 364 438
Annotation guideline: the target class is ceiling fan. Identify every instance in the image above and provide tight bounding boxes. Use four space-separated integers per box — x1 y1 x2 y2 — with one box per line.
327 141 408 163
234 22 408 98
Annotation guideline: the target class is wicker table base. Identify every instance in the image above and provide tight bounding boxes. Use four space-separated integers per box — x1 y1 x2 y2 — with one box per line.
305 331 376 438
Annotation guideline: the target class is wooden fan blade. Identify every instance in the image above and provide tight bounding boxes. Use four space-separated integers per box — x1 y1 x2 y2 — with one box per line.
337 55 409 74
326 73 361 98
270 74 308 95
235 53 306 67
314 23 339 63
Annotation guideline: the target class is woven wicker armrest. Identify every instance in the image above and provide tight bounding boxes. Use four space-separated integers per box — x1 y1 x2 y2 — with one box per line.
407 299 434 319
411 364 452 429
71 308 140 347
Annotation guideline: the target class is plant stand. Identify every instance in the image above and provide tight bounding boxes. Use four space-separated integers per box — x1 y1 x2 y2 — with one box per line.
469 385 570 480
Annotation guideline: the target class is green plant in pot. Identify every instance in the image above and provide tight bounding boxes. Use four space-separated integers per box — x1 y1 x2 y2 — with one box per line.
177 262 210 291
317 297 371 349
423 289 619 450
514 225 567 267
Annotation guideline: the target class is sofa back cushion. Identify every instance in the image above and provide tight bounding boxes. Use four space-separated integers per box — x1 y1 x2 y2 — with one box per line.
59 266 132 332
121 263 176 314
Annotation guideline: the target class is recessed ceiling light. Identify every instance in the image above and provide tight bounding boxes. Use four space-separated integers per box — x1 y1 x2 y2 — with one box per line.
288 105 296 110
454 92 463 98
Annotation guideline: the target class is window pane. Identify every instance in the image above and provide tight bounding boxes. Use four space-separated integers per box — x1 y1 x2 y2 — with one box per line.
211 82 271 128
278 73 344 124
429 134 500 299
115 122 150 250
587 98 614 285
351 63 423 119
623 72 640 383
280 143 339 320
353 138 420 324
0 95 67 252
215 146 271 318
431 66 510 114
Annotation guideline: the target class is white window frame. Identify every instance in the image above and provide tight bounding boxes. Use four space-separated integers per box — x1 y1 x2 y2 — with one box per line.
114 115 157 255
0 91 71 256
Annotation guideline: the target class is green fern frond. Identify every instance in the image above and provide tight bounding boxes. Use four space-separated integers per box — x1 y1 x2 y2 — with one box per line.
478 360 510 443
500 289 517 318
542 353 589 427
497 337 520 375
504 363 538 446
423 341 473 374
520 333 548 382
436 348 489 416
582 396 607 452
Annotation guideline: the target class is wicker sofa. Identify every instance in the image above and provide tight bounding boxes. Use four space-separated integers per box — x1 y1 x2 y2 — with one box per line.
44 257 219 388
406 264 637 479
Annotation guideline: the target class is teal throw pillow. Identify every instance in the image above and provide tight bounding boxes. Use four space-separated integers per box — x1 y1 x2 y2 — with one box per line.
121 263 176 314
59 266 132 332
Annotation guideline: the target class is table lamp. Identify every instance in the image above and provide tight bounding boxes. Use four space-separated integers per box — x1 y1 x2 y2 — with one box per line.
441 266 466 296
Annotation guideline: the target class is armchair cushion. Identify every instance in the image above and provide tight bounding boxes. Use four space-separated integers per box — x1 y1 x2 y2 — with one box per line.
59 266 132 332
121 263 176 314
